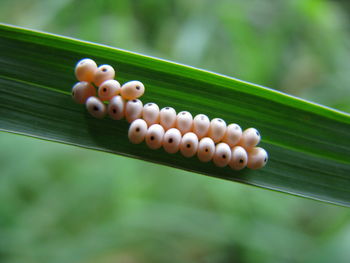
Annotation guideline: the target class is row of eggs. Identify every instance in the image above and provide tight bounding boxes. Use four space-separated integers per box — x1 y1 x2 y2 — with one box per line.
128 118 267 170
71 58 268 170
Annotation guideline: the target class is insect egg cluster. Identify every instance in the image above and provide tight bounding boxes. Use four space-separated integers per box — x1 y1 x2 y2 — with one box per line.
72 58 268 171
72 58 145 120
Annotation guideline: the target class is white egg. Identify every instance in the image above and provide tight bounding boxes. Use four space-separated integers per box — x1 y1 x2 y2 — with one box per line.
162 128 182 154
74 58 97 82
145 124 165 150
125 99 143 123
176 111 193 135
229 146 248 170
108 95 125 120
213 142 231 167
197 137 215 162
180 132 198 158
247 147 268 170
71 81 96 104
208 118 227 143
160 107 177 130
86 96 106 119
142 103 160 126
93 64 115 86
193 114 210 139
120 80 145 100
128 119 148 144
98 79 121 101
222 123 242 147
239 128 261 149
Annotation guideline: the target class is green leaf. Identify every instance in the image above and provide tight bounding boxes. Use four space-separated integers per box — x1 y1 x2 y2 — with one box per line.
1 24 350 206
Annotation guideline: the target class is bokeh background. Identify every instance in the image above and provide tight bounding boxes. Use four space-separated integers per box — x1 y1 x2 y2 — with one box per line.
1 0 350 262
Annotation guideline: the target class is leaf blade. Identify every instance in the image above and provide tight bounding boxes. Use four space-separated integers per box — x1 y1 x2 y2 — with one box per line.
1 24 350 206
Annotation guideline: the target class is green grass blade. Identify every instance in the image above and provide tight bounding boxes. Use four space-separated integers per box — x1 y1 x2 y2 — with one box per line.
1 24 350 206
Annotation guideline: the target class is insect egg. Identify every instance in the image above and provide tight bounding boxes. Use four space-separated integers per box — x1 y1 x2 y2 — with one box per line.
228 146 248 170
98 80 121 101
197 137 215 162
93 64 115 86
86 96 106 119
74 58 97 82
208 118 227 143
239 128 261 149
125 99 143 123
120 80 145 100
222 123 242 147
213 142 231 167
142 103 160 126
145 124 165 150
128 119 148 144
71 81 96 104
162 128 182 154
247 147 268 170
193 114 210 139
108 95 125 120
180 132 198 158
159 107 177 130
176 111 193 135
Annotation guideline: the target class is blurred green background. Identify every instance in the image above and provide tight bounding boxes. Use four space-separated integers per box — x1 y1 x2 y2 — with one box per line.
1 0 350 262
